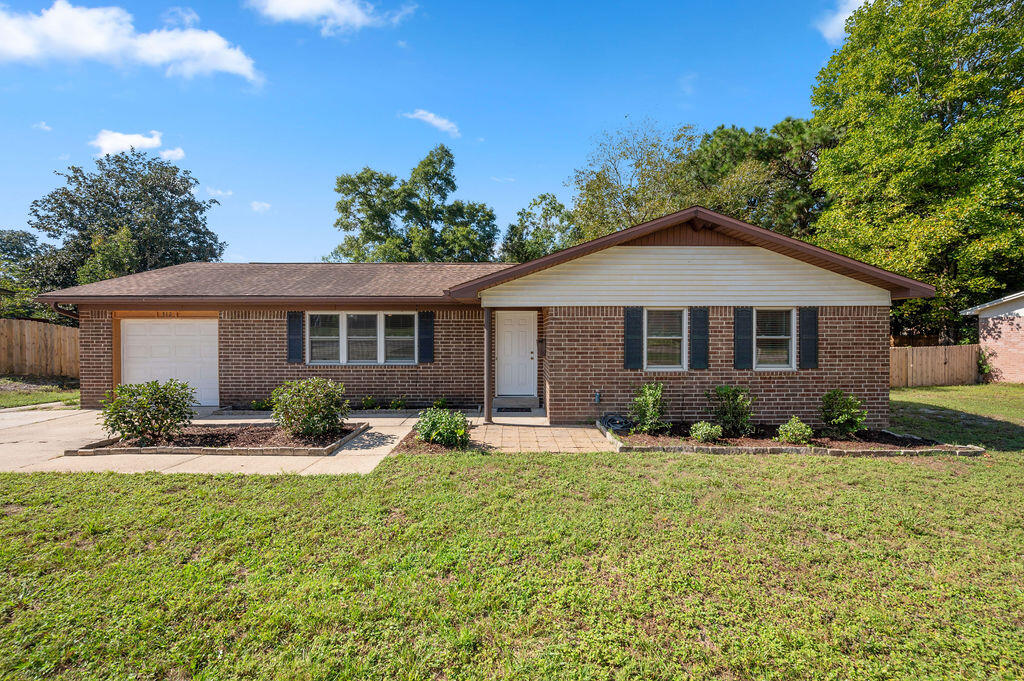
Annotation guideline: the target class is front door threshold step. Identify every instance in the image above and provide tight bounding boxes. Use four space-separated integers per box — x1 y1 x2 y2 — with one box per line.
493 396 540 409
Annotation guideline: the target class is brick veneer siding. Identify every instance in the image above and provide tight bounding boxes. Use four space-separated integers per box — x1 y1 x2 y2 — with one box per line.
979 315 1024 382
542 305 890 427
79 307 113 408
218 307 486 407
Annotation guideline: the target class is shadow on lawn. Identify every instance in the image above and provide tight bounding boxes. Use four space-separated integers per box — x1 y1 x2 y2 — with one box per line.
891 400 1024 452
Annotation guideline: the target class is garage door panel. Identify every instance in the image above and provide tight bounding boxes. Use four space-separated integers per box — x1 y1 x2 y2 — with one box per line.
121 319 219 405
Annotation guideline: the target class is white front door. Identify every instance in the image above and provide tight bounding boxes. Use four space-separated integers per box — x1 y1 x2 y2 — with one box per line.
495 311 537 396
121 319 219 405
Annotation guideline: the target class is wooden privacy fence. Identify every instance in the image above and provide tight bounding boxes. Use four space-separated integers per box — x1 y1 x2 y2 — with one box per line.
0 318 79 378
890 344 978 388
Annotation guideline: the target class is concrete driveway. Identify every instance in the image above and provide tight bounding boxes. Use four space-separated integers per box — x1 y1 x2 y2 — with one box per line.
0 409 411 475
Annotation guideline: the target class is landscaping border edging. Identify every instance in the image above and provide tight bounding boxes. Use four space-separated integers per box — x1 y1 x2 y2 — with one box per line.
594 421 985 457
64 423 370 457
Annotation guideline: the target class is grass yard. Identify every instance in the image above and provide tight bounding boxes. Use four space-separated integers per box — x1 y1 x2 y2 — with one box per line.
1 386 1023 679
0 376 79 409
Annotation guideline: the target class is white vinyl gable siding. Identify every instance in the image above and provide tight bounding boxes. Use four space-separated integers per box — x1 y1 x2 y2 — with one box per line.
976 301 1024 318
479 246 891 307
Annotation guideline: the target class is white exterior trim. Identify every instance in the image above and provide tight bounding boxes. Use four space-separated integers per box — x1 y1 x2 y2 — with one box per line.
960 290 1024 317
305 311 417 366
479 246 890 307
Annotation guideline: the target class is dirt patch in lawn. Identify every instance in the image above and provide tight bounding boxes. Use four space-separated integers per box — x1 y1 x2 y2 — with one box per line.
108 425 358 449
0 375 79 392
621 424 957 451
391 431 472 455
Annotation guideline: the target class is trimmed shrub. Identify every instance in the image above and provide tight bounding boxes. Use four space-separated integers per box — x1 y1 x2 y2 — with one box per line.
271 378 350 437
249 398 272 411
100 379 195 444
415 407 470 447
389 397 408 410
629 382 670 435
776 416 813 444
819 389 867 438
360 395 379 410
690 421 723 443
706 385 755 436
432 397 449 409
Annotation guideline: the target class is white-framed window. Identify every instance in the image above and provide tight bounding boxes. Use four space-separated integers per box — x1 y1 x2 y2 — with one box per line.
305 312 417 365
754 308 796 370
644 308 687 370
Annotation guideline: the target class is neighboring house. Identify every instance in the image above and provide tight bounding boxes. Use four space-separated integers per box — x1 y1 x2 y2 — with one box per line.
38 207 933 427
961 291 1024 383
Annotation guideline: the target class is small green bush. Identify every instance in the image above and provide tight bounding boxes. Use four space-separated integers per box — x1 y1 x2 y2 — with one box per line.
629 382 670 434
100 379 195 444
389 397 408 410
271 378 350 437
706 385 755 436
415 407 469 447
776 416 813 444
432 397 449 409
690 421 723 443
360 395 378 410
249 398 272 411
819 389 867 438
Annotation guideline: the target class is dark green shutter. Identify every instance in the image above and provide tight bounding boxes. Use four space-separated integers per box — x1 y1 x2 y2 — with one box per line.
624 307 643 369
286 311 303 363
689 307 709 369
733 307 753 370
417 310 435 363
799 307 819 369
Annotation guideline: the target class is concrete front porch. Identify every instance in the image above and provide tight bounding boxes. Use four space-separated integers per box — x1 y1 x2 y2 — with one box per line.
469 410 613 453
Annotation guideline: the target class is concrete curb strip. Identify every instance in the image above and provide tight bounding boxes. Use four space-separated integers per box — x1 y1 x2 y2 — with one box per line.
65 422 370 457
0 401 73 413
595 421 985 457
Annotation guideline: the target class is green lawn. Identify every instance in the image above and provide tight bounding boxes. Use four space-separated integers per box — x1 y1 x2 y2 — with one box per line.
1 386 1023 679
0 376 79 409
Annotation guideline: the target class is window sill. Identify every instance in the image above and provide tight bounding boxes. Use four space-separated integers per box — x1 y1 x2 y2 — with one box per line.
754 366 797 372
305 361 417 367
644 366 687 372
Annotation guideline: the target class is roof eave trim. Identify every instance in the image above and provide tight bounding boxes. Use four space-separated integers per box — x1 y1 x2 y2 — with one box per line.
960 290 1024 316
34 294 471 306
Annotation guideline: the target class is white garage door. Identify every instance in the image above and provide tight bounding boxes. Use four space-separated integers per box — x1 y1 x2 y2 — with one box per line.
121 319 219 406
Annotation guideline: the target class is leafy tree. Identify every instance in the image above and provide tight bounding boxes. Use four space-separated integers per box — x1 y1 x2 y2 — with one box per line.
568 118 835 241
499 193 580 262
811 0 1024 340
76 225 141 285
326 145 498 262
0 229 59 322
25 150 224 292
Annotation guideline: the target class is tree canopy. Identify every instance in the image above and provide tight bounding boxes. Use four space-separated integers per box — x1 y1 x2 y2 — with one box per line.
326 145 498 263
498 194 580 263
811 0 1024 340
1 150 225 323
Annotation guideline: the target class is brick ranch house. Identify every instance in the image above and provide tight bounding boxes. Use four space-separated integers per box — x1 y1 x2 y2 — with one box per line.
962 290 1024 383
39 207 933 427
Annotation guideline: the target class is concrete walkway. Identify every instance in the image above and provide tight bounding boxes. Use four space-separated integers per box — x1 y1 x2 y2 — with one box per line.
0 409 413 475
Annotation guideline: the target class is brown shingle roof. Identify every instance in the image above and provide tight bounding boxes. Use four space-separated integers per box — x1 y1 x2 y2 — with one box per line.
37 262 513 303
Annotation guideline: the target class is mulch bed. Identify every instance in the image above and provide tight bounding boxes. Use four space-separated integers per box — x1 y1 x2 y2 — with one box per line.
620 423 956 451
108 425 355 449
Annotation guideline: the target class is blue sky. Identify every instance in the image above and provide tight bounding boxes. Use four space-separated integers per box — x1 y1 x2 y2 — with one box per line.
0 0 861 263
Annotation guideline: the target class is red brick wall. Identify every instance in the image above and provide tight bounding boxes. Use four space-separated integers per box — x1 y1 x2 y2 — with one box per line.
79 307 113 408
979 316 1024 382
542 305 890 427
218 307 486 407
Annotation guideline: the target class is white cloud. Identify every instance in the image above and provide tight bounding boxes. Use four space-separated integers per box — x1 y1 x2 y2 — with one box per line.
816 0 867 44
32 121 52 131
490 176 515 183
206 187 233 197
251 201 271 212
248 0 415 36
89 129 161 155
401 109 460 138
162 6 199 28
0 1 260 82
159 146 185 160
